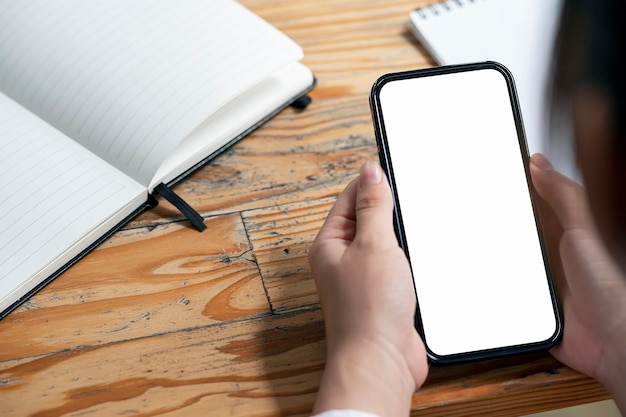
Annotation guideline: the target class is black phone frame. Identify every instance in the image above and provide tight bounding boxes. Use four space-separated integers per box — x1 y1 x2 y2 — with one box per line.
369 61 563 364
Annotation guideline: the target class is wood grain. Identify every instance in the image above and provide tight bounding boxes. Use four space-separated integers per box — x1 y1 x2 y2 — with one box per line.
415 353 610 416
0 214 270 361
0 309 327 417
243 198 337 313
0 0 612 416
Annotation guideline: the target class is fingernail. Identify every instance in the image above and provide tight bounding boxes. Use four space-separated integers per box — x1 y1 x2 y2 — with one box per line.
360 160 382 185
530 153 554 171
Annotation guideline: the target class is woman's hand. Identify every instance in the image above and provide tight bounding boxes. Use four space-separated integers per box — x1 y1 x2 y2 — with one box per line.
309 161 428 417
530 153 626 412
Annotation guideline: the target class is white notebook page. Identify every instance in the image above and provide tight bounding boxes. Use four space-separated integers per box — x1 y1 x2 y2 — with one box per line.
409 0 577 180
0 93 145 310
152 62 314 187
0 0 303 187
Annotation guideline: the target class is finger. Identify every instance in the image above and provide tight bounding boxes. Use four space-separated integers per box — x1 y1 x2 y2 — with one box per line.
529 156 568 302
312 177 358 245
354 161 397 246
529 153 591 232
534 195 569 304
326 177 358 223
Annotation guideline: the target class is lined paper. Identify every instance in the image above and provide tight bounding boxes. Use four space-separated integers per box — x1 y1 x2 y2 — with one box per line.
0 93 145 309
0 0 303 187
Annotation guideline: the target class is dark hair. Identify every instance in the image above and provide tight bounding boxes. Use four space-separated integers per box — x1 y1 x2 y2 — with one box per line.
552 0 626 241
553 0 625 148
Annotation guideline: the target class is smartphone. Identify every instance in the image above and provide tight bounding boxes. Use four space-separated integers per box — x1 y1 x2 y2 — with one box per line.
370 62 562 363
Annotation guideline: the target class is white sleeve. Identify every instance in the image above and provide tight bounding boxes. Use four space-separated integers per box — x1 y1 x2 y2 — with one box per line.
311 410 382 417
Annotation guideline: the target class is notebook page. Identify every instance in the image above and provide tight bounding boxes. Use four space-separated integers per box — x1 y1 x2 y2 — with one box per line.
409 0 577 180
152 62 313 187
0 0 303 187
0 93 145 311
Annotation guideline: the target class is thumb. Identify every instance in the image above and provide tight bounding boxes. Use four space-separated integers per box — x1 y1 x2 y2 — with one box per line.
529 153 590 232
354 161 397 246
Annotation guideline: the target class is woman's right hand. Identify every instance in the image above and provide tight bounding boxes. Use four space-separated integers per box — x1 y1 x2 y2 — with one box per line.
530 153 626 412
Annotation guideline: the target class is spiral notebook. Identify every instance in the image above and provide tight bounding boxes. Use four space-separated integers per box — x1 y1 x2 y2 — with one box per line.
409 0 578 180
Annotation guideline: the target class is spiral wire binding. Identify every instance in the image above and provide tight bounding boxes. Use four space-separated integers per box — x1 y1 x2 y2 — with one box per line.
415 0 484 19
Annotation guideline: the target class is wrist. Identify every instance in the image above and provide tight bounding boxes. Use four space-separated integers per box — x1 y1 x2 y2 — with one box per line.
314 336 418 417
596 324 626 411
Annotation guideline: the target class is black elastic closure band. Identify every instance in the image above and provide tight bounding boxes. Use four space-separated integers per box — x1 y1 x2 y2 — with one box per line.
290 95 312 110
153 183 206 231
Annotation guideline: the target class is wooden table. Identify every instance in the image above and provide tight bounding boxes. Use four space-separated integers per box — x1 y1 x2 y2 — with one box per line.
0 1 611 415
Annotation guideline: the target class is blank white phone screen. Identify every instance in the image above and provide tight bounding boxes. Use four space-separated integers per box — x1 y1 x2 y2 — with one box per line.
378 68 557 357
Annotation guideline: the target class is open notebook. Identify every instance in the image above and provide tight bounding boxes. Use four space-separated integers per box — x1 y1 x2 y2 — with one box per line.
409 0 578 180
0 0 315 318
